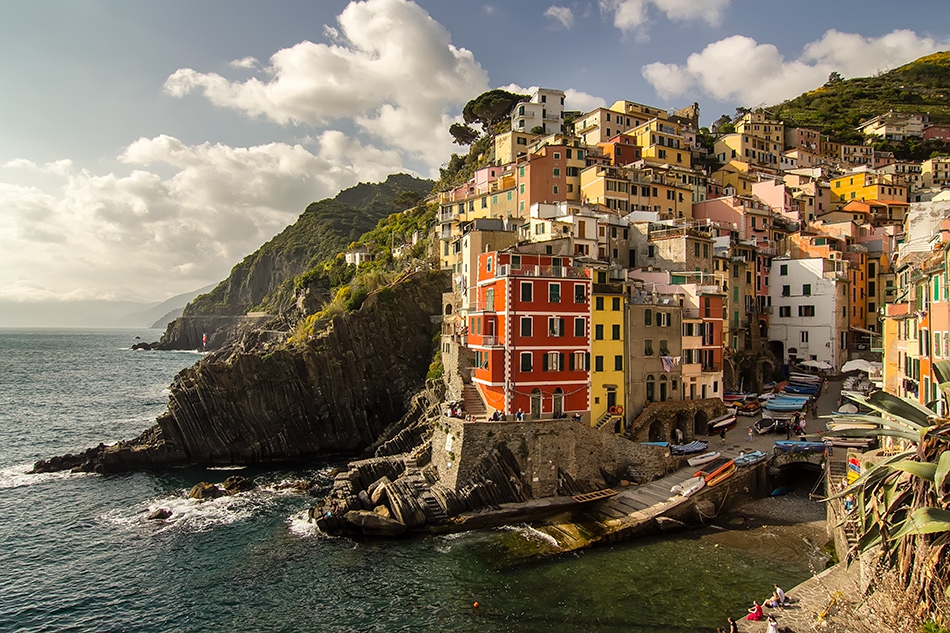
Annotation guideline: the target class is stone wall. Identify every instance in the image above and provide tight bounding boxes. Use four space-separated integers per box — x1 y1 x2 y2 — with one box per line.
626 398 728 442
431 418 676 497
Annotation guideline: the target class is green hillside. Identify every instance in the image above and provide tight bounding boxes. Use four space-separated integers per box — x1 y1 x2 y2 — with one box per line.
183 173 433 317
769 51 950 145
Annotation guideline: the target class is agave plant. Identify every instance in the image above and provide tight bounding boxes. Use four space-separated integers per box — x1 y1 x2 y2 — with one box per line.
821 389 950 618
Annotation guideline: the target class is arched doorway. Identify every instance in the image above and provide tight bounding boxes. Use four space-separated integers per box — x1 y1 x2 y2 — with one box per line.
553 388 564 418
659 374 668 402
693 410 708 436
649 419 663 441
530 388 542 420
646 374 655 402
673 411 690 443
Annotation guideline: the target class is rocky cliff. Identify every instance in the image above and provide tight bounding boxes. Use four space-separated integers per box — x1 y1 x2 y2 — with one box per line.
33 270 449 473
155 174 433 351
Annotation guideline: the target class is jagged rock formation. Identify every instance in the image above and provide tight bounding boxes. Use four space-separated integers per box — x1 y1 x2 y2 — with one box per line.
32 270 448 474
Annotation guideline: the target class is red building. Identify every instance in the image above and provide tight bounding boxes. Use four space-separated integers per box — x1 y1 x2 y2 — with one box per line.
469 250 591 419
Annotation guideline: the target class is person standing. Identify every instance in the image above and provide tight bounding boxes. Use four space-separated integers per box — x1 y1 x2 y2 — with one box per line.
727 616 739 633
766 614 779 633
747 426 754 442
720 428 727 446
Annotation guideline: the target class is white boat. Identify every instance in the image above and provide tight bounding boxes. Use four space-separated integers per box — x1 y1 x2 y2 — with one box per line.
710 413 737 429
670 475 706 497
826 421 878 431
687 451 721 467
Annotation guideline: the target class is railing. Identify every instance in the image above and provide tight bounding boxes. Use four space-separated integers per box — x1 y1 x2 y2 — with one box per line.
497 264 588 279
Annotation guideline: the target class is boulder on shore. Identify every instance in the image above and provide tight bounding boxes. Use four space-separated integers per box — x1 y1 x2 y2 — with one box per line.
189 482 224 500
222 476 255 494
344 510 406 535
147 508 173 520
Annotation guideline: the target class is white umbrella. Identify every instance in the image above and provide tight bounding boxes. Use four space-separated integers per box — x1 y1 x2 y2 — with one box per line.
801 360 833 370
841 359 879 373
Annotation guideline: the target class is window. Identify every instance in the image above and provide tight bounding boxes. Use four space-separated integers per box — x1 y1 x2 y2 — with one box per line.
614 355 623 371
595 296 604 310
612 297 621 311
511 255 521 270
595 324 604 340
659 339 669 355
549 283 561 303
549 317 565 337
486 256 492 272
801 331 809 343
520 352 532 372
553 168 560 177
802 284 811 296
520 317 532 337
646 375 655 402
611 324 621 340
595 355 604 372
780 264 788 276
781 285 790 297
648 245 655 258
574 317 585 337
574 284 586 303
779 306 791 317
521 281 533 302
798 305 815 317
544 352 563 371
644 339 654 356
644 309 652 326
571 351 588 371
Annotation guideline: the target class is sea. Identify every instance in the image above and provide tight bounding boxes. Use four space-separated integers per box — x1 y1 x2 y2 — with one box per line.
0 328 825 633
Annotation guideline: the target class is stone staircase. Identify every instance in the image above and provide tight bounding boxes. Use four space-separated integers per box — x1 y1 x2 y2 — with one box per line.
462 383 487 418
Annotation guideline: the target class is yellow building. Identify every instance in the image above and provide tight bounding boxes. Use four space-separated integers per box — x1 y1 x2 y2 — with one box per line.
590 267 627 432
830 172 908 207
579 163 693 219
735 111 785 146
493 130 542 166
710 160 758 196
714 133 782 169
627 119 692 168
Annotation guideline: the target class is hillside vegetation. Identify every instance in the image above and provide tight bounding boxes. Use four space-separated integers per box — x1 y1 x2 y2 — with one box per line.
182 173 433 318
770 51 950 145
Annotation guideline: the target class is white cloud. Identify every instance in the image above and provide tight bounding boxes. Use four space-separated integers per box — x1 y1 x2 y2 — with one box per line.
164 0 488 165
0 134 412 302
642 29 950 106
228 56 259 70
599 0 729 37
544 6 574 30
4 158 74 175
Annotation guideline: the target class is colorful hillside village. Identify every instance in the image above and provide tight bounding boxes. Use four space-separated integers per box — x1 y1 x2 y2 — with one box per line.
434 88 950 429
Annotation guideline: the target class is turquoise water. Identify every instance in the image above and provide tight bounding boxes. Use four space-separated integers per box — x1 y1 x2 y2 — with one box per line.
0 329 820 632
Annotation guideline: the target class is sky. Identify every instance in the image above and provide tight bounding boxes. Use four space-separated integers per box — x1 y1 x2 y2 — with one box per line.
2 0 949 315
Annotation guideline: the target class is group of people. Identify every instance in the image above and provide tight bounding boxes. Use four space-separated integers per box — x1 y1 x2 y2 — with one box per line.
717 584 786 632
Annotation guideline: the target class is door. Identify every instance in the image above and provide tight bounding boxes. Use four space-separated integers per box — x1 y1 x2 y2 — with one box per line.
530 388 542 420
553 388 564 418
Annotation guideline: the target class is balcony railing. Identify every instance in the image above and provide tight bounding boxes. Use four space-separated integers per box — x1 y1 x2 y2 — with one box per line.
497 264 588 279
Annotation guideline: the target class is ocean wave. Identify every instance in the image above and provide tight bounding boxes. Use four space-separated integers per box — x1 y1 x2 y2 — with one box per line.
102 488 278 535
0 464 91 490
286 510 328 538
205 465 247 471
497 524 560 548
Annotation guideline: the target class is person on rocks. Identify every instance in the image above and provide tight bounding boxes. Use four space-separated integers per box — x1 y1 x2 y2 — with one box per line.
746 599 764 621
773 584 786 605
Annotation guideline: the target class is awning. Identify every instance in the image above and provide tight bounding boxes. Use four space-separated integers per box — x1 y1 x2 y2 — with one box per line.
849 326 880 336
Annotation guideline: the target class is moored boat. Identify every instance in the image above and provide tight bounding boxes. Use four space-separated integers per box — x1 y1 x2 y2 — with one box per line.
687 451 721 467
693 457 736 486
737 401 762 416
709 412 737 430
734 450 767 467
670 440 708 455
774 440 827 453
670 475 706 497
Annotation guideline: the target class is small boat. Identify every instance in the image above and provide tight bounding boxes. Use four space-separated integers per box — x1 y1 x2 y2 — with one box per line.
687 451 721 467
734 450 767 467
737 401 762 417
762 409 798 420
770 485 793 496
723 392 756 402
671 440 708 455
788 372 822 384
709 412 737 430
694 457 736 486
774 440 827 453
670 475 706 497
753 418 776 434
825 421 877 431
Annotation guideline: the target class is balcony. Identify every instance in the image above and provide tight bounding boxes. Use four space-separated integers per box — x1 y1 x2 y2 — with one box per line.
498 264 588 279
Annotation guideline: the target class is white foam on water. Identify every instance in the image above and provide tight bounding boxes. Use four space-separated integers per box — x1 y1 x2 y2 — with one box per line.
0 464 91 490
498 523 560 548
102 488 277 535
205 465 247 471
287 509 328 538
